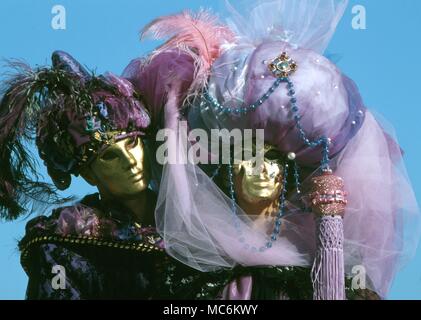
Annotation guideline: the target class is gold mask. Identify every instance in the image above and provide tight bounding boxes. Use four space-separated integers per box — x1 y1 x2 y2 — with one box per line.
233 145 283 205
82 135 150 200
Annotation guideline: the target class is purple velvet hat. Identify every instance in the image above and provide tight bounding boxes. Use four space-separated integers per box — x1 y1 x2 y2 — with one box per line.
0 51 151 219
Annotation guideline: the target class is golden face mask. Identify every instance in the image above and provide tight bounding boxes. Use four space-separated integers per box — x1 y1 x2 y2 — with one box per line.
233 145 283 204
83 135 150 200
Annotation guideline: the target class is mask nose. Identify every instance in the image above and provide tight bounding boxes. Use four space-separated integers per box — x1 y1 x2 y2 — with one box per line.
121 147 137 170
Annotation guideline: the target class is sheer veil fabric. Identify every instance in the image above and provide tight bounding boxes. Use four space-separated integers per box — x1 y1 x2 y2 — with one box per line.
125 0 420 298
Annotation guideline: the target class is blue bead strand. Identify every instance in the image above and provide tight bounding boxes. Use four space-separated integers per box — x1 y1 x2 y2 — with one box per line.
203 78 285 115
293 161 301 194
265 162 289 249
227 162 237 214
286 78 331 172
227 161 242 233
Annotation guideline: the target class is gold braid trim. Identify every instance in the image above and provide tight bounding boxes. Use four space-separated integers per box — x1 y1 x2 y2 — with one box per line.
19 234 165 274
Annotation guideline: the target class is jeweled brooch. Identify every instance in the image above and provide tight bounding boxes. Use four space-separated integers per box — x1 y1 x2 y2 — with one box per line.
268 52 298 78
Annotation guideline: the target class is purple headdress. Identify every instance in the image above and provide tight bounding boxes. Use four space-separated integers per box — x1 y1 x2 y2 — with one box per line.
0 51 151 220
124 9 234 125
126 0 420 299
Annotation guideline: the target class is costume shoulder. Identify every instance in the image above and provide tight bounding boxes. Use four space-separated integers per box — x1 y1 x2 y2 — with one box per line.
18 195 103 273
19 194 103 247
19 193 165 273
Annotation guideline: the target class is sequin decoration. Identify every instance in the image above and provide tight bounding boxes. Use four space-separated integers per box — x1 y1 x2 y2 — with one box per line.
309 172 348 217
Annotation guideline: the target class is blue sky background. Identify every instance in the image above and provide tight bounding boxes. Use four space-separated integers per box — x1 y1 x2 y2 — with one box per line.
0 0 420 299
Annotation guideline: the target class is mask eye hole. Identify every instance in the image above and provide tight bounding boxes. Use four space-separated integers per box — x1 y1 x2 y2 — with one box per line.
264 149 281 162
101 150 119 161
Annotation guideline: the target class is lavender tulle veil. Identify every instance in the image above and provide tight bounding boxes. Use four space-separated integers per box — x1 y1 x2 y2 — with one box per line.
222 0 348 53
127 0 420 298
155 88 312 271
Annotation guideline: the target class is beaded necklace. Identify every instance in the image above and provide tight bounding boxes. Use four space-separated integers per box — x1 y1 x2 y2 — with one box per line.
201 52 332 252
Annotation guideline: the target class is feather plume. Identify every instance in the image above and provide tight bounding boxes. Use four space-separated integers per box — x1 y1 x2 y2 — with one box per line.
141 9 235 97
0 61 83 220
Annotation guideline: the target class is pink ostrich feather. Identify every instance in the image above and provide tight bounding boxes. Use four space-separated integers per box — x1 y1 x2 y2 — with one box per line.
141 9 235 97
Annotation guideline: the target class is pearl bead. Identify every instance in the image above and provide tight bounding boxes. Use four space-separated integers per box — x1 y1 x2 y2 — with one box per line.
352 121 357 125
287 152 296 160
261 75 265 79
281 105 285 109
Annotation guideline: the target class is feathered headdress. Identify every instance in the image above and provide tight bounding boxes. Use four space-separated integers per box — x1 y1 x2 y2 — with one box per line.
140 9 235 98
0 51 151 220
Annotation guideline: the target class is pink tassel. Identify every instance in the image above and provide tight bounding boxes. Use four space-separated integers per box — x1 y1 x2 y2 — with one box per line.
312 216 345 300
309 172 347 300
